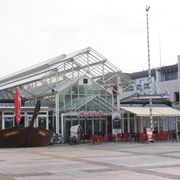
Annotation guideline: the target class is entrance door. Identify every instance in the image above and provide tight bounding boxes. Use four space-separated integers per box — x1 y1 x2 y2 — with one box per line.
101 119 106 135
65 120 71 142
86 118 92 135
94 118 99 135
80 119 85 133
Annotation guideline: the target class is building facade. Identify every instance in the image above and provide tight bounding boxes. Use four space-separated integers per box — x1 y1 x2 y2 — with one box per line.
0 47 131 141
0 48 180 141
123 57 180 109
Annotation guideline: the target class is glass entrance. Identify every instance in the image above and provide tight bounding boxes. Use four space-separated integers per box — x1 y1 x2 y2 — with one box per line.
65 120 71 142
94 118 107 136
94 118 99 134
86 118 92 135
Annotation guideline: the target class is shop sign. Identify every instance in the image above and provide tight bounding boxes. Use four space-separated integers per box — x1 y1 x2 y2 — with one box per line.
79 111 104 117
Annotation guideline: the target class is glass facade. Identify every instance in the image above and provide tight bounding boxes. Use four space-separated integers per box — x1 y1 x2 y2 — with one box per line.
59 80 112 112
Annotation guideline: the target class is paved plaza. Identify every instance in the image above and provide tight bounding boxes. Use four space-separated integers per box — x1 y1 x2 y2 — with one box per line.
0 142 180 180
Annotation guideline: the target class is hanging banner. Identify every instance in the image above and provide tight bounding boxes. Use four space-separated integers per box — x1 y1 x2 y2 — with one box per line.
112 112 121 135
14 89 21 126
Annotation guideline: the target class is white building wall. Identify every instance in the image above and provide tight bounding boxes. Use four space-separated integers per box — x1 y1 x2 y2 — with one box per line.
178 55 180 98
122 55 180 109
156 80 179 101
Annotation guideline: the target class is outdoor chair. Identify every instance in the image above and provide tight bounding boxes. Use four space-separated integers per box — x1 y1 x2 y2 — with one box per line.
112 134 117 142
117 133 122 141
99 134 108 143
140 132 148 143
158 131 168 142
121 133 129 142
108 133 113 142
90 134 99 144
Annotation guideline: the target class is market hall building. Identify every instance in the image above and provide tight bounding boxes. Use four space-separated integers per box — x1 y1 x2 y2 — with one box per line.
0 47 180 142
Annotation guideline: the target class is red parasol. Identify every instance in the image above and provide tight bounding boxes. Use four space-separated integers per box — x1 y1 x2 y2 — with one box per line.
14 89 21 126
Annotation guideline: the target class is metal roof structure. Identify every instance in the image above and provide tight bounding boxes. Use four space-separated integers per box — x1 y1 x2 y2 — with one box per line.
121 106 180 117
0 47 131 101
120 93 170 103
157 64 178 72
65 95 117 112
125 69 156 79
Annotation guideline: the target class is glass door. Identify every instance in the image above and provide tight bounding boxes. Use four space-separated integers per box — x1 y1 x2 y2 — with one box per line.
86 118 92 135
94 118 100 135
65 120 71 142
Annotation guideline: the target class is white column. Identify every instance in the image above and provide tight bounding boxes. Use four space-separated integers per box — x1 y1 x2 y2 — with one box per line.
85 118 87 134
140 117 143 132
163 116 165 131
61 113 64 140
122 113 124 133
46 112 49 130
105 117 108 137
99 118 102 132
2 112 5 129
36 116 38 128
13 114 15 127
176 117 178 140
92 118 94 134
158 117 160 133
55 92 60 134
24 112 28 127
178 55 180 101
134 116 137 133
127 113 130 133
111 113 113 134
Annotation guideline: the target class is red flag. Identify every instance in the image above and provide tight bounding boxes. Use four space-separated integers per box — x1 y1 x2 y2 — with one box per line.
14 89 21 126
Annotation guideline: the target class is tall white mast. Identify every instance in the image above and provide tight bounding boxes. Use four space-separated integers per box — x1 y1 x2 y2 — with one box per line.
146 5 153 130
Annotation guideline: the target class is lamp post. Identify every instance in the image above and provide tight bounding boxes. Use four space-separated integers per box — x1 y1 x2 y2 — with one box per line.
146 5 153 131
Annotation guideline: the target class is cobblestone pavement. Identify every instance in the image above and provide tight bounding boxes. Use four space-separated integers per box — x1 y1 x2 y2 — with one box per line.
0 142 180 179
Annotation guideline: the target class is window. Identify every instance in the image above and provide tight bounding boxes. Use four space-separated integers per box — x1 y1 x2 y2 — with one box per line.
144 83 149 89
136 84 141 90
160 68 178 81
83 78 88 84
174 92 179 102
123 86 133 92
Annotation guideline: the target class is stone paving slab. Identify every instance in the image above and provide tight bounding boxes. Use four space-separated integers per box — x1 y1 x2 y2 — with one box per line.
146 167 180 176
82 154 180 167
0 142 180 179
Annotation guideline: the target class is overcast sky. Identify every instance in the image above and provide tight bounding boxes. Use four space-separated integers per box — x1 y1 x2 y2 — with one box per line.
0 0 180 77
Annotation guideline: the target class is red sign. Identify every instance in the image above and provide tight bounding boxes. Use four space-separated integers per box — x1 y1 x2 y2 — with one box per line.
79 111 104 117
14 89 21 126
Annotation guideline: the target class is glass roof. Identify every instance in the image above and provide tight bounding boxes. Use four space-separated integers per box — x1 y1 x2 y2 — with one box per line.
0 47 131 101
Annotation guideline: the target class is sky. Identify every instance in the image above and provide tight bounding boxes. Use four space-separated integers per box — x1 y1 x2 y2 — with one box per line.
0 0 180 77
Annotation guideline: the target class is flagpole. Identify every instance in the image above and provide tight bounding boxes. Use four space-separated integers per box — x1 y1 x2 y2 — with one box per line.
146 5 153 131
